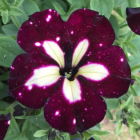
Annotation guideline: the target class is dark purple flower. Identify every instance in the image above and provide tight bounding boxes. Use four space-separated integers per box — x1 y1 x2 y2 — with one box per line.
0 115 10 140
126 7 140 35
9 9 131 134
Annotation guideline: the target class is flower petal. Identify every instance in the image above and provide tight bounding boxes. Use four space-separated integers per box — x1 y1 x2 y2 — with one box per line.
25 66 60 87
9 53 59 108
17 9 65 55
44 77 106 134
17 9 115 69
66 9 115 54
79 45 131 98
44 78 76 134
126 7 140 35
63 78 81 103
77 63 109 81
75 76 106 132
0 120 9 140
42 41 65 68
72 39 89 67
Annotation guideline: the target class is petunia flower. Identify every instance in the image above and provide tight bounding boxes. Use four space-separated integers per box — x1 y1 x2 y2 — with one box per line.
9 9 131 134
126 7 140 35
0 114 10 140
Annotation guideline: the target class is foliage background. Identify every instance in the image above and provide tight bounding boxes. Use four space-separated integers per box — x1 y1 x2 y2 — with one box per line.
1 0 140 140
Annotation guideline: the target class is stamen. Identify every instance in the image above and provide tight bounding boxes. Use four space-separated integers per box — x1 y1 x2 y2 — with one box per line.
64 72 72 79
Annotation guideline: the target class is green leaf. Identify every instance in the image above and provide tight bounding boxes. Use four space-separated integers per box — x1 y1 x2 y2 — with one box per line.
128 0 139 7
116 123 122 135
129 85 137 96
87 129 109 136
0 71 10 81
0 101 9 108
127 119 139 128
34 130 48 137
55 135 62 140
90 0 114 19
64 1 83 21
114 0 126 8
4 134 20 140
131 64 140 73
22 0 40 15
10 115 20 134
12 0 24 7
120 0 129 18
53 2 66 15
0 6 6 12
93 135 103 140
0 81 4 89
2 24 18 36
0 36 24 67
119 26 130 36
0 83 8 99
109 15 119 39
67 0 90 8
114 110 121 124
83 131 93 139
127 42 140 57
11 0 40 27
120 95 134 110
1 0 10 9
41 0 67 11
129 126 134 137
9 6 24 16
70 134 80 139
60 132 70 140
26 112 51 129
1 10 9 24
106 108 113 120
105 99 119 110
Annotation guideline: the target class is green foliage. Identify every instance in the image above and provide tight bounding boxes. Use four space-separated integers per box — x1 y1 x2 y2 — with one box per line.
9 6 24 16
1 0 140 139
0 35 24 67
1 10 9 24
34 130 48 137
90 0 114 19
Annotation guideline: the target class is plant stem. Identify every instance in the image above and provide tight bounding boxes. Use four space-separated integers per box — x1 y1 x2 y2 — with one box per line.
12 16 20 29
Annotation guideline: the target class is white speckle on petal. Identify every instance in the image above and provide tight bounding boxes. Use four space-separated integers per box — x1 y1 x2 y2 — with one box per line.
120 58 124 62
73 118 76 125
56 37 60 42
99 43 103 47
71 31 74 34
28 85 33 90
7 121 10 125
35 42 41 47
55 111 60 116
46 15 52 22
30 22 33 25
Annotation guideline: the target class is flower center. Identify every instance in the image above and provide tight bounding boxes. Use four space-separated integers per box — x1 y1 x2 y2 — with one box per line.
59 67 78 81
64 72 72 79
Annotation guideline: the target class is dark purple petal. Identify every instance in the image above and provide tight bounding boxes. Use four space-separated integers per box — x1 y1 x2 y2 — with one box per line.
66 9 115 59
126 7 140 17
79 45 131 98
74 76 106 132
9 54 59 109
44 78 76 134
17 9 115 68
0 120 9 140
44 77 106 134
17 9 65 54
126 7 140 35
